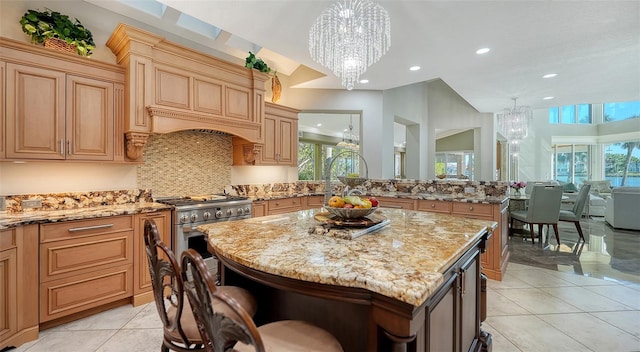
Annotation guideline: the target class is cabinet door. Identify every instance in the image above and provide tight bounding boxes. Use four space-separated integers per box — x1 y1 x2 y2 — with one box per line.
6 63 65 159
0 60 5 158
261 115 278 164
277 116 297 165
428 275 456 351
252 201 266 217
66 75 114 160
460 253 480 351
133 211 171 304
0 248 17 343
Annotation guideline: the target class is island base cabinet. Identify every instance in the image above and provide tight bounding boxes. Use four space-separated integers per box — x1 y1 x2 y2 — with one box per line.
219 231 490 352
0 225 39 350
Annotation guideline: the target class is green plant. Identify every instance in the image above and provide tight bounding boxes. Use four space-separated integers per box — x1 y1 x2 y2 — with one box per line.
20 8 96 57
245 51 271 74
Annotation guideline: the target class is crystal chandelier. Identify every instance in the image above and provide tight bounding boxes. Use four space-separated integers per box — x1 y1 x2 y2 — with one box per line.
497 98 532 142
309 0 391 90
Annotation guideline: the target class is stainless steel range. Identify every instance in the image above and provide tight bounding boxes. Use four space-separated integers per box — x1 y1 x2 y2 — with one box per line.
156 195 252 279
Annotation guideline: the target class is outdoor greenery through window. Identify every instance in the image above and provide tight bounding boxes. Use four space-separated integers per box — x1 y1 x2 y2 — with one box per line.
604 101 640 122
298 141 360 180
553 145 590 185
605 142 640 187
548 104 592 124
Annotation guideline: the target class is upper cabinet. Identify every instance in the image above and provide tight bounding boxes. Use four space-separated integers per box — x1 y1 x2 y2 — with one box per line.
233 102 299 166
106 24 269 160
0 38 126 162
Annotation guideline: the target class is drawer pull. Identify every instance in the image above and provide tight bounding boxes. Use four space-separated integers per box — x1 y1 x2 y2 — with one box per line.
431 204 436 208
275 202 280 206
469 206 474 211
68 223 114 232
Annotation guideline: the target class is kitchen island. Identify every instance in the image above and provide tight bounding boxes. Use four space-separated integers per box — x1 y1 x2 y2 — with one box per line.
200 208 496 352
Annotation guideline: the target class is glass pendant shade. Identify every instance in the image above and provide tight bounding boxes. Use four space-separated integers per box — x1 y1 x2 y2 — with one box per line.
336 115 359 150
497 98 532 142
309 0 391 90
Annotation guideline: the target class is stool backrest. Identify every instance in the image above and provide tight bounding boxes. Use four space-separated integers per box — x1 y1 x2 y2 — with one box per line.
526 185 563 223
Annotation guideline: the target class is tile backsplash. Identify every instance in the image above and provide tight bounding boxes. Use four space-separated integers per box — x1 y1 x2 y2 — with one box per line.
137 131 232 197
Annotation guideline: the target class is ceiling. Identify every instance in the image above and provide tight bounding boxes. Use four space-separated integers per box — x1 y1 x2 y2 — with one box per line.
29 0 634 134
99 0 639 114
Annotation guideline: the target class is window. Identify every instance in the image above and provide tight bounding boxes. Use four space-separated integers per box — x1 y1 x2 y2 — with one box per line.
298 141 360 180
552 144 591 185
603 101 640 122
549 104 591 124
605 142 640 187
435 152 474 180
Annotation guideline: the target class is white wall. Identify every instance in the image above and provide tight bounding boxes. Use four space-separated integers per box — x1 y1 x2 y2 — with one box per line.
0 162 137 195
426 80 496 180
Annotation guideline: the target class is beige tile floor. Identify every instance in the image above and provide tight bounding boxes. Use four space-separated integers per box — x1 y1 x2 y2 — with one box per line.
8 262 639 352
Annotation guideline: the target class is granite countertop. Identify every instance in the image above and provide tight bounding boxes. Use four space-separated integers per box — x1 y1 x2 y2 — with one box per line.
0 202 173 230
250 192 507 204
200 208 497 307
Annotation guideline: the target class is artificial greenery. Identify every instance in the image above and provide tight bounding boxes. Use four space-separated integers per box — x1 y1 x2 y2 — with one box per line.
20 8 96 57
245 51 272 74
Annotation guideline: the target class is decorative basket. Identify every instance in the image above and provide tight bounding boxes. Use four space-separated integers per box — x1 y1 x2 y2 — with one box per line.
44 37 76 54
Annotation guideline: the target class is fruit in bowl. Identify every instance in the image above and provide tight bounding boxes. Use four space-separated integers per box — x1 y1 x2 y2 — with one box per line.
326 196 379 219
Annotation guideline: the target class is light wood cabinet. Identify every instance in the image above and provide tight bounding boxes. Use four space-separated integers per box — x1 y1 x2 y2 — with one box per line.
417 199 452 213
267 197 303 215
0 60 5 158
39 216 134 323
233 103 299 166
376 196 416 210
0 38 125 162
252 201 266 217
0 225 39 350
5 63 115 161
305 195 325 209
133 210 171 306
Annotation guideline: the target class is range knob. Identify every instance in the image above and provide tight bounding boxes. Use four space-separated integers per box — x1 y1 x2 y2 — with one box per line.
215 210 223 219
203 211 211 220
190 214 198 222
237 208 244 215
244 207 251 214
227 209 233 216
180 215 189 224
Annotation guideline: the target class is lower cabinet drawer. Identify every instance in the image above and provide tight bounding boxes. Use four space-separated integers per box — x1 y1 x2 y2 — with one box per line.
40 232 134 282
40 264 133 322
417 200 452 213
268 197 303 214
451 202 493 218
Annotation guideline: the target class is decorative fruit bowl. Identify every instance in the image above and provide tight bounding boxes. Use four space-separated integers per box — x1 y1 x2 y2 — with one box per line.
325 206 378 219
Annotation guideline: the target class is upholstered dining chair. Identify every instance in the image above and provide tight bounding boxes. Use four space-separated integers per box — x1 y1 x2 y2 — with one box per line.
510 185 564 244
559 184 591 241
180 248 344 352
143 220 257 352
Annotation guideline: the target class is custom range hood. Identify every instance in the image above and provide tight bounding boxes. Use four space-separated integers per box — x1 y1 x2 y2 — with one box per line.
106 24 268 160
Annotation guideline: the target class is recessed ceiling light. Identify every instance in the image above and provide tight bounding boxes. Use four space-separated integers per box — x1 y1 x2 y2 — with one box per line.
409 66 421 71
543 73 557 78
316 123 322 127
476 48 490 54
543 96 555 100
359 79 369 84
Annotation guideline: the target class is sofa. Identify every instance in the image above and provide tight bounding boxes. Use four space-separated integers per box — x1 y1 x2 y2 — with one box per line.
605 187 640 230
562 190 607 217
583 180 613 198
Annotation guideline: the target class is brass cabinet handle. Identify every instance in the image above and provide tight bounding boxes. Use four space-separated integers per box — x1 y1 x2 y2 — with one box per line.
68 223 114 232
67 140 72 155
60 139 64 155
